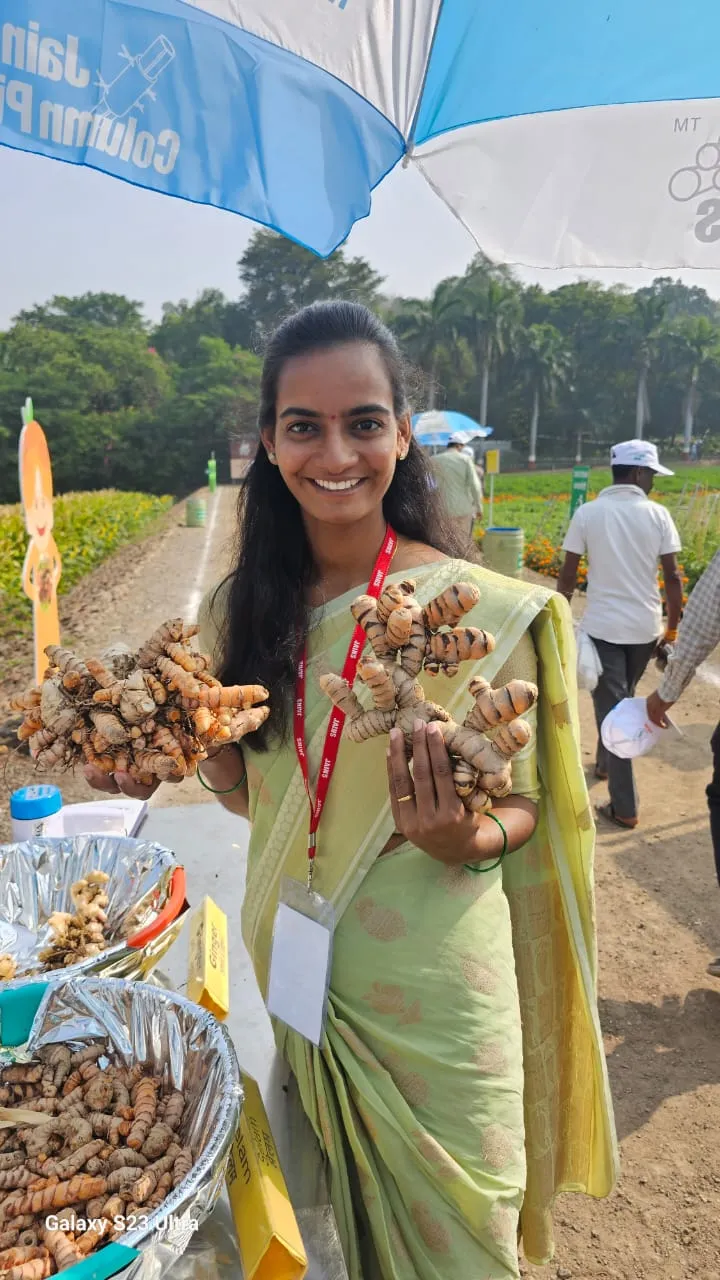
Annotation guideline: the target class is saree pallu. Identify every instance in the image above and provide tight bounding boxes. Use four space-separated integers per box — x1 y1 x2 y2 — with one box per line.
200 560 618 1279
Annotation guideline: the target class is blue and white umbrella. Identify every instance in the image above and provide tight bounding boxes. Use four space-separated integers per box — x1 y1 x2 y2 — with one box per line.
1 4 717 267
412 411 493 450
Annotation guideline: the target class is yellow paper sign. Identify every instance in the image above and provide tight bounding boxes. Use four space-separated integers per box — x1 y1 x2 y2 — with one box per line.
226 1076 308 1280
187 896 229 1020
18 398 61 684
485 449 500 475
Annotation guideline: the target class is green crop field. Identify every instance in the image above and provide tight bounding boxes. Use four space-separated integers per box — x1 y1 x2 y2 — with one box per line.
491 466 720 500
479 467 720 594
0 490 173 641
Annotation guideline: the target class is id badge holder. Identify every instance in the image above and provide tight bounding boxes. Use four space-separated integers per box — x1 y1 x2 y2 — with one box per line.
266 876 335 1047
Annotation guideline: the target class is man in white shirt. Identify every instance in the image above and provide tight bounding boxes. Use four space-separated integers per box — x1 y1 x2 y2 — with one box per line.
557 440 683 829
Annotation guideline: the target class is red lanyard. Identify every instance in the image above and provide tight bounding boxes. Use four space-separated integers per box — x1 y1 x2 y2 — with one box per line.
295 526 397 885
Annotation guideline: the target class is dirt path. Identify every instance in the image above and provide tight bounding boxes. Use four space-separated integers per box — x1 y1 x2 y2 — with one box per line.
522 577 720 1280
1 509 719 1276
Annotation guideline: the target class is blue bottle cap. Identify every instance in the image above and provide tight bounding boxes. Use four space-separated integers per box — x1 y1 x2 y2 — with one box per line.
10 785 62 821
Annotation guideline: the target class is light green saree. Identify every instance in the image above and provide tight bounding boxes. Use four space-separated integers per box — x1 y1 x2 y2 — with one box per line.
201 559 617 1279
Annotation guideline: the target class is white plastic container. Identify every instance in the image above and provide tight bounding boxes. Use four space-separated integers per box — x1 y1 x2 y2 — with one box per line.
60 797 148 838
9 785 63 842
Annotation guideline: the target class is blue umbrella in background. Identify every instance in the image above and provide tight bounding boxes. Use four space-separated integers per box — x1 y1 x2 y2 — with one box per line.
412 411 493 450
0 3 717 269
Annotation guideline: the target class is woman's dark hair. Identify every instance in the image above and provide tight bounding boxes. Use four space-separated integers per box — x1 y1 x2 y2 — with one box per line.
213 300 463 749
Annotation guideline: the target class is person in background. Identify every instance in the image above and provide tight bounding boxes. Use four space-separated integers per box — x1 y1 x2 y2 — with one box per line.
647 548 720 976
431 434 483 547
475 450 485 499
462 445 485 505
556 440 683 830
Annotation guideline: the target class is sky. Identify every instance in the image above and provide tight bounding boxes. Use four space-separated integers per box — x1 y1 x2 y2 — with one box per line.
4 145 720 326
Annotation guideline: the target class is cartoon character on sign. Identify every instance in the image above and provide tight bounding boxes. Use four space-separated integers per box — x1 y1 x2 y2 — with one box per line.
18 398 62 683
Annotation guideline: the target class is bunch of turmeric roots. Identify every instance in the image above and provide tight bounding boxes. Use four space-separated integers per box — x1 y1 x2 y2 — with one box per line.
37 871 111 972
12 620 269 786
0 1045 193 1276
0 872 128 983
320 580 538 814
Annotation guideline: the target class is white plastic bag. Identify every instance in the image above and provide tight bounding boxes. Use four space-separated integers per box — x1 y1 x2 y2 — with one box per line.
575 627 603 692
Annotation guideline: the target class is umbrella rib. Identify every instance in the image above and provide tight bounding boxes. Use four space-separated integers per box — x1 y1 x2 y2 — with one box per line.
404 0 447 153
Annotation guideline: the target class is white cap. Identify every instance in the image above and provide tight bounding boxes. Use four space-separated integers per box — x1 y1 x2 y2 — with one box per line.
610 439 674 475
601 697 665 759
448 433 466 444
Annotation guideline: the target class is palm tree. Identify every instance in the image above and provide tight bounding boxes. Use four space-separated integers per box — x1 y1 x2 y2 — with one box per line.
391 278 462 409
520 324 573 468
449 264 521 425
670 316 720 456
630 291 668 438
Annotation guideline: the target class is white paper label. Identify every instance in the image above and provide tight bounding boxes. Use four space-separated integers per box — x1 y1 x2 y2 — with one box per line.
266 903 333 1047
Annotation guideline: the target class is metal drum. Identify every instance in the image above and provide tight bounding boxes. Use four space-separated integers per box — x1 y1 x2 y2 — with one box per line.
186 496 207 527
482 526 525 579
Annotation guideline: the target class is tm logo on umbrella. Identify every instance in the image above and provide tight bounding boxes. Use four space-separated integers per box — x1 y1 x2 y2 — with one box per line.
669 139 720 243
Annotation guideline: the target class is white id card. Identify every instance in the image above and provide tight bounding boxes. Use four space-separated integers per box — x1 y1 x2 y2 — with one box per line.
266 877 335 1047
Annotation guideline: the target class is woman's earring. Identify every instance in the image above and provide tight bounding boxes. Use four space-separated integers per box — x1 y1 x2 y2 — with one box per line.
267 451 277 465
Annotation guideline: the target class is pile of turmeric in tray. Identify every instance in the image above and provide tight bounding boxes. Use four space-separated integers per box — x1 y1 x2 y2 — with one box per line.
11 619 269 786
0 1046 194 1276
0 871 116 983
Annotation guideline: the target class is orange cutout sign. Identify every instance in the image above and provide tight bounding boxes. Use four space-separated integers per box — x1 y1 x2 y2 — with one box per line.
18 398 62 683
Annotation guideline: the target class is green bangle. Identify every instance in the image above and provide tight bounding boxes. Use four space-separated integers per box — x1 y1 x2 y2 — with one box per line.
464 812 508 873
197 751 247 795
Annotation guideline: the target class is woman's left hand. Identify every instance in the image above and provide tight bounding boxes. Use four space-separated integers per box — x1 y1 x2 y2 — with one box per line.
387 719 496 866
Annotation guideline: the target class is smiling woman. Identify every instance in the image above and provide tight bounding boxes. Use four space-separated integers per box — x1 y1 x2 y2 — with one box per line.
85 301 616 1279
272 358 407 527
212 303 461 747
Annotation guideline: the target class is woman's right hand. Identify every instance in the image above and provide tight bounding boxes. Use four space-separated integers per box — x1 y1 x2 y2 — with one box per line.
84 743 244 805
82 765 174 802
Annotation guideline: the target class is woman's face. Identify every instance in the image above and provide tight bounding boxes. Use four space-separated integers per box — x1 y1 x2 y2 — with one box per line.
264 342 411 527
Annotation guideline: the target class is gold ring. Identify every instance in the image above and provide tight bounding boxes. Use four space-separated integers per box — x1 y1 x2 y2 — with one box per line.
397 793 415 803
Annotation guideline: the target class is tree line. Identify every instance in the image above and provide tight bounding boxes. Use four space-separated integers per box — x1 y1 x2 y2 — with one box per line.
1 228 718 503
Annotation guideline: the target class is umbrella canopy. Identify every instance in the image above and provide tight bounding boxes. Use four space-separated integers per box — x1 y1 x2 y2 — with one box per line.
1 3 716 267
412 411 493 449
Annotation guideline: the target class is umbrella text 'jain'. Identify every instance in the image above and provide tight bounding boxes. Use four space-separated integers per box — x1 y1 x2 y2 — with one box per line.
1 18 181 175
2 21 90 87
